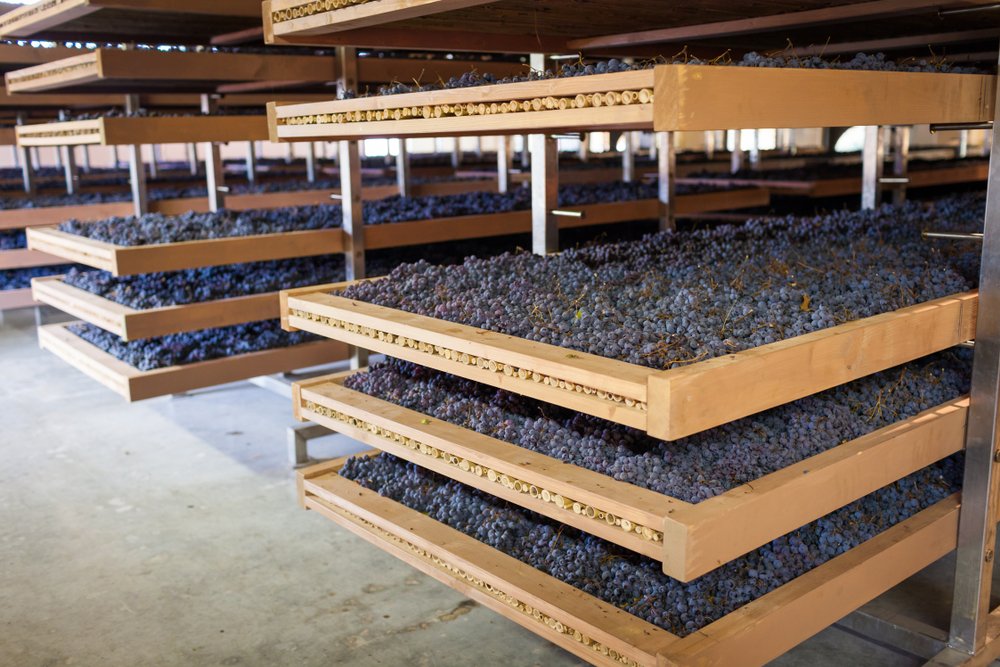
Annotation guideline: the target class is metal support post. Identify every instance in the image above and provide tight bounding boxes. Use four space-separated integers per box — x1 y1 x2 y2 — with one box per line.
944 61 1000 656
892 126 911 207
520 135 530 169
147 145 158 180
529 133 558 256
451 137 462 168
861 125 885 210
305 142 317 183
245 141 257 185
473 136 482 159
622 131 635 183
339 139 367 369
187 143 198 175
123 95 147 216
497 135 510 194
80 146 90 173
15 114 34 195
657 132 676 232
748 129 761 170
578 133 589 162
704 131 716 160
731 130 744 173
960 129 970 159
201 94 225 212
396 138 411 197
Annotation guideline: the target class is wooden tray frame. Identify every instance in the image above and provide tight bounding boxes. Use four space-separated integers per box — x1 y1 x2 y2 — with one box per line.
31 275 282 341
0 248 65 269
293 370 967 580
280 286 977 440
37 321 348 402
27 226 346 276
268 66 995 140
0 286 38 310
15 115 269 147
300 459 961 667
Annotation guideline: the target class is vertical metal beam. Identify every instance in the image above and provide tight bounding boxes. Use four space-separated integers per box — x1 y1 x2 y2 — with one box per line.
529 133 558 256
704 130 716 160
305 142 317 183
578 132 589 162
731 130 744 173
622 131 635 183
862 125 885 210
245 141 257 185
960 129 970 159
339 139 367 369
201 94 225 212
124 95 147 217
15 114 34 195
657 131 676 232
396 138 411 197
451 137 462 168
148 145 158 180
892 126 911 207
748 129 761 170
473 136 482 159
186 143 198 175
947 55 1000 656
520 135 531 169
497 135 510 194
80 146 90 173
10 144 18 169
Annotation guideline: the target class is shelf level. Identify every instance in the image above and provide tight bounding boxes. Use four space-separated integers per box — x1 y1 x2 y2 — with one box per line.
0 286 37 310
16 115 269 147
27 226 346 276
295 371 967 580
38 321 348 401
268 66 996 140
32 275 282 341
301 459 961 667
0 248 65 269
281 288 977 440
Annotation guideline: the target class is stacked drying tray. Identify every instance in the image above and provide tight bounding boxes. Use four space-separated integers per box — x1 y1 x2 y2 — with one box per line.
272 51 995 665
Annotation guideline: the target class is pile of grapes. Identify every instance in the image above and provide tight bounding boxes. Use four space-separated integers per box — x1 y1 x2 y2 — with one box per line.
68 319 318 370
0 229 25 250
693 157 988 183
339 451 960 636
1 265 78 291
373 52 979 96
342 194 984 370
346 351 970 502
56 180 713 246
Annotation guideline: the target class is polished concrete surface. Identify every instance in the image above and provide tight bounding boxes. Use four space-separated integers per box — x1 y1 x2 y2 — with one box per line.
0 308 972 666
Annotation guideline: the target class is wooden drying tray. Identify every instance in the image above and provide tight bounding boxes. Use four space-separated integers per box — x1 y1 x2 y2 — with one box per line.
295 369 967 580
38 320 348 402
32 275 285 341
300 457 961 667
0 43 88 71
15 114 269 148
26 226 346 276
0 286 38 310
268 66 996 140
280 286 978 441
680 161 991 198
0 0 262 43
0 248 65 270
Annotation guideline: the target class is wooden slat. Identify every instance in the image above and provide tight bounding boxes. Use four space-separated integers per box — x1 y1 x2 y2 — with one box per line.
654 66 995 130
0 248 65 269
0 286 37 310
15 115 269 147
267 0 498 36
301 460 960 667
27 226 346 276
647 291 978 440
31 275 282 340
38 321 348 402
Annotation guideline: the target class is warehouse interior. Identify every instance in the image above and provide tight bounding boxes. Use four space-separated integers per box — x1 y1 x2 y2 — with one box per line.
4 2 1000 666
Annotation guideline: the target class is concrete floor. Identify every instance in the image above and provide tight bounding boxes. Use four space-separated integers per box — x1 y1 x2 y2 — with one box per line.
0 308 970 666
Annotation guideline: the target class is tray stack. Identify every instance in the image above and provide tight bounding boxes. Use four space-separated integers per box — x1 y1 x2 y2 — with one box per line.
265 2 1000 665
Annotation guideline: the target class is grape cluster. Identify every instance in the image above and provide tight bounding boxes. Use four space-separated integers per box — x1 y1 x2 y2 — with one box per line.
68 320 318 370
695 157 988 183
342 194 984 370
0 229 26 250
0 264 79 290
339 451 961 636
345 351 970 502
57 180 716 246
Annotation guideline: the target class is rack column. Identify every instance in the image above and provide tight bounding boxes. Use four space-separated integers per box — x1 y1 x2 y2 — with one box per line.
657 131 676 232
245 141 257 185
201 94 226 212
396 138 411 197
862 125 885 210
123 95 148 216
891 126 911 206
529 133 558 255
496 135 509 194
57 110 78 195
622 131 635 182
15 113 34 196
731 129 743 173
